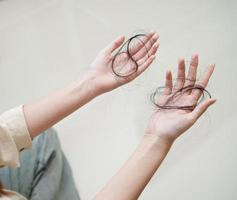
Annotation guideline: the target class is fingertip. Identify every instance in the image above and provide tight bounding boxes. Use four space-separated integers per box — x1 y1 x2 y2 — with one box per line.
154 42 159 48
178 58 185 67
152 33 159 40
202 99 216 110
192 53 199 59
106 35 125 53
210 98 217 104
206 64 215 75
148 31 156 36
210 63 216 70
178 57 185 63
191 53 199 66
166 70 172 79
117 35 125 42
156 43 160 50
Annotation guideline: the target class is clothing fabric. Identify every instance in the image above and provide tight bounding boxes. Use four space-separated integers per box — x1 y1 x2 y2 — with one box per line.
0 106 32 168
0 106 80 200
1 129 80 200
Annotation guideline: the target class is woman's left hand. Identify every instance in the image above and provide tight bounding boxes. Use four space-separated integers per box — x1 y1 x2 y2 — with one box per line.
86 32 159 94
146 54 216 144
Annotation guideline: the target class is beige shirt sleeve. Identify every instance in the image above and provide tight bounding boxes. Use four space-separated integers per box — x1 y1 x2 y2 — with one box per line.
0 105 32 168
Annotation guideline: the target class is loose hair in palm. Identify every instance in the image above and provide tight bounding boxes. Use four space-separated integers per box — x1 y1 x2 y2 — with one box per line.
150 83 211 111
111 34 212 110
111 33 150 77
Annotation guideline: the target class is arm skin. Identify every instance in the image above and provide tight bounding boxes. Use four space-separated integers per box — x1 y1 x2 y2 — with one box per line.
23 74 100 138
93 134 172 200
23 32 159 138
94 54 216 200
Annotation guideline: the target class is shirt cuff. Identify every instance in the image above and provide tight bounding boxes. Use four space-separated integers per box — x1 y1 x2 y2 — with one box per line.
0 124 20 168
0 105 32 152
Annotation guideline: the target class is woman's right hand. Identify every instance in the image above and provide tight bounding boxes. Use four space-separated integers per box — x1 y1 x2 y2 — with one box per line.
145 54 216 144
85 31 159 94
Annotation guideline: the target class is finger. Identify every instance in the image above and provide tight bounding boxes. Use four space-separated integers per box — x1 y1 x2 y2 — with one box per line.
192 64 215 100
163 70 173 95
134 55 156 77
184 54 199 92
132 33 159 61
104 35 125 54
188 99 216 121
129 31 158 56
136 42 160 66
174 58 185 91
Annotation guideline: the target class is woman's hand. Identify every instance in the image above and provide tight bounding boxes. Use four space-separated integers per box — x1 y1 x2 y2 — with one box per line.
86 32 159 94
146 54 216 144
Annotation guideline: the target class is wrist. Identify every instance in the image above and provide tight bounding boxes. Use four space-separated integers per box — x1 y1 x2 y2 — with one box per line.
131 133 173 172
77 71 104 97
82 70 109 95
141 132 174 152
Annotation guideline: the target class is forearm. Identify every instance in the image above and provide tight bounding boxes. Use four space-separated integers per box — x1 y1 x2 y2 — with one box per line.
23 73 101 138
94 134 173 200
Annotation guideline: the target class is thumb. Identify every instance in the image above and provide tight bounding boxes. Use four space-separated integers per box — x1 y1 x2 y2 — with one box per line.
189 99 216 121
104 35 125 54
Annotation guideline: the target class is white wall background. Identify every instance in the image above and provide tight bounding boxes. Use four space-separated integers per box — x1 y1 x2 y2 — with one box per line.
0 0 236 199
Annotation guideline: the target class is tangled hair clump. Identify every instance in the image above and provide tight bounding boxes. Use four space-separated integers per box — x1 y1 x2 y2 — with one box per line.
111 33 149 77
150 83 212 111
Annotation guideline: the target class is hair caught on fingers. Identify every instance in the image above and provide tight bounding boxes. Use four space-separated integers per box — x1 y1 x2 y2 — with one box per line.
150 81 212 111
111 33 150 77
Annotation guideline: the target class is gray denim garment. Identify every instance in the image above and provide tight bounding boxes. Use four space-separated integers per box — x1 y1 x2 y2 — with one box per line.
0 128 80 200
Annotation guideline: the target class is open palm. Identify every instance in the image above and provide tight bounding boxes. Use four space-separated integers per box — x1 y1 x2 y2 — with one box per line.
88 32 159 93
146 54 216 143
